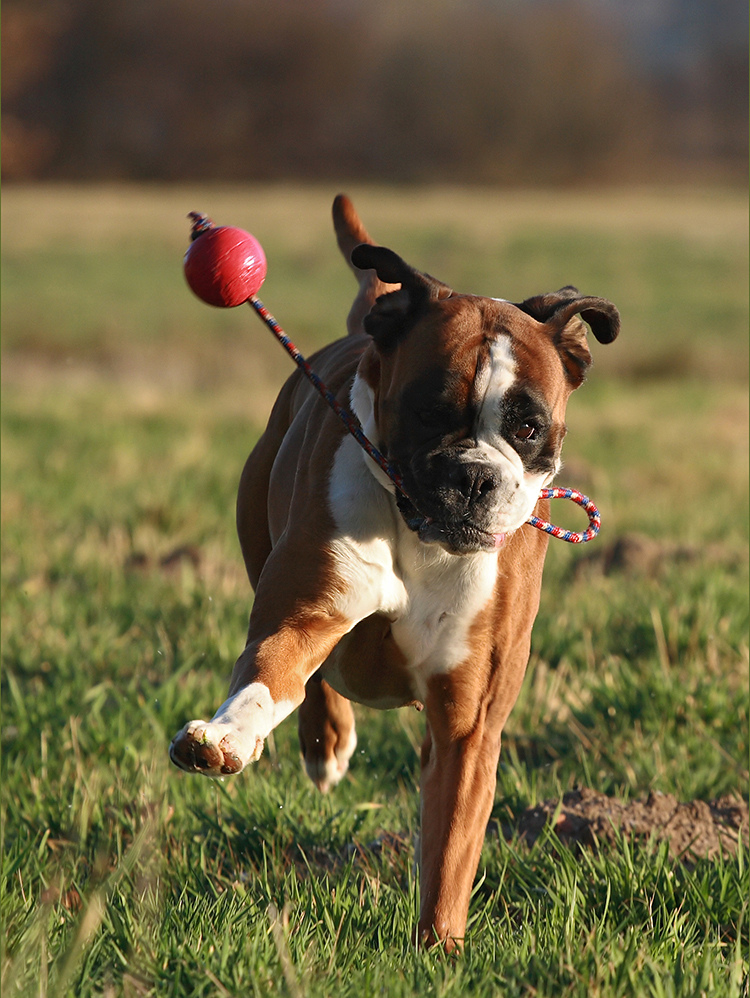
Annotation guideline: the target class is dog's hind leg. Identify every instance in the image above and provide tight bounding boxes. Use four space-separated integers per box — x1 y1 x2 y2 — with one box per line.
298 674 357 793
332 194 400 337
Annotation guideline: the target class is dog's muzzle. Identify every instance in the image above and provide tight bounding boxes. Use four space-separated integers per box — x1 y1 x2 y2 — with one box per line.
394 458 509 554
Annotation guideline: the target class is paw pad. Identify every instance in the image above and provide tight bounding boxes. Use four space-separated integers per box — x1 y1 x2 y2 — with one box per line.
169 722 247 777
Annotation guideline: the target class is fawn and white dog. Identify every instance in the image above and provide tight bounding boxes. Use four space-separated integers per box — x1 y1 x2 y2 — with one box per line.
170 195 619 948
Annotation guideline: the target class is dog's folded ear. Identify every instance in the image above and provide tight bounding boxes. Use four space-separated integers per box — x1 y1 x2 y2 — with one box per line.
351 244 452 352
516 286 620 386
351 244 412 286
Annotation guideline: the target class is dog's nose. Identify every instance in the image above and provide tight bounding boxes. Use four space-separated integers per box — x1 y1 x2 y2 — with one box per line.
452 462 500 508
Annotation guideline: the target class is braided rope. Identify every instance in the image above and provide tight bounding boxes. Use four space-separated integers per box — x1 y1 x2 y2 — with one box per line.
248 297 414 499
246 295 600 545
533 487 600 543
187 211 213 239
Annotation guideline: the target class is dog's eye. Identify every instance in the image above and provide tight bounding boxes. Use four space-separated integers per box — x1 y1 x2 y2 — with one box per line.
515 423 536 441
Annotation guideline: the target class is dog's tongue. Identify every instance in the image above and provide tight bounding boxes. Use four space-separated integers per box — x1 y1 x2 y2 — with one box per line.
493 533 507 548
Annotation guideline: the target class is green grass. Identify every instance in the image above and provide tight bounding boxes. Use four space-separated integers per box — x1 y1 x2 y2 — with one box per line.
2 184 748 996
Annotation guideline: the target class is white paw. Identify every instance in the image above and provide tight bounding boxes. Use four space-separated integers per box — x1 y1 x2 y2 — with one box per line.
169 682 295 777
169 719 259 776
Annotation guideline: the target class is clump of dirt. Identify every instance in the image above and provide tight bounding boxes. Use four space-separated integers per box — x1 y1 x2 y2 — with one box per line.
125 543 201 574
306 792 746 876
513 787 748 862
572 532 743 579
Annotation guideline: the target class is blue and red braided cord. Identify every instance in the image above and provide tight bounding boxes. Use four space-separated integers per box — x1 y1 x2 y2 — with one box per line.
531 487 600 544
247 295 600 544
248 296 406 486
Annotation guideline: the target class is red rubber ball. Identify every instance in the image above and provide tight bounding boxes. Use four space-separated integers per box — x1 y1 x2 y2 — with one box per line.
184 225 267 307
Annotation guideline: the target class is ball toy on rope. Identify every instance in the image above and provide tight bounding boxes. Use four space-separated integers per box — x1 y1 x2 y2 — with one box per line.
184 211 267 307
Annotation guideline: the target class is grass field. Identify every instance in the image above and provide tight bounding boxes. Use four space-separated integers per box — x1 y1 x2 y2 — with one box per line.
2 184 748 996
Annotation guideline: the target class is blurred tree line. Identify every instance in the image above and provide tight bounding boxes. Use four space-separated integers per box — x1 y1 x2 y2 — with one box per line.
2 0 746 184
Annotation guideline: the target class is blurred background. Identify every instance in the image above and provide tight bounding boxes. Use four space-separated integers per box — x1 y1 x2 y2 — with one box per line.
2 0 747 186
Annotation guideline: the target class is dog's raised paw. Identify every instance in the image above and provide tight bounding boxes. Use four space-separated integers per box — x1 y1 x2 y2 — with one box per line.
169 720 256 776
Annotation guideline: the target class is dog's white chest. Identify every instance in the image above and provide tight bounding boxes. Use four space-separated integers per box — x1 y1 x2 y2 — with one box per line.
389 545 497 689
327 436 498 698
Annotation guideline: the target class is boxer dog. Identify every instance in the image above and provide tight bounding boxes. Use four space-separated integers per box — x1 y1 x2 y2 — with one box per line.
170 195 619 948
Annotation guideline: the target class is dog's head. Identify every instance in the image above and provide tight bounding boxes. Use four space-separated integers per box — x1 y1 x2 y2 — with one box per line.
351 243 619 555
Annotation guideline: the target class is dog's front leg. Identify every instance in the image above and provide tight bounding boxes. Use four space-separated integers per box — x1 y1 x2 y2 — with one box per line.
417 665 522 951
169 615 350 777
170 552 352 777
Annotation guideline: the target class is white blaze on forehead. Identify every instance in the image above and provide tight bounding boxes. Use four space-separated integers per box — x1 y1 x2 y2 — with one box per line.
471 333 557 532
475 334 516 442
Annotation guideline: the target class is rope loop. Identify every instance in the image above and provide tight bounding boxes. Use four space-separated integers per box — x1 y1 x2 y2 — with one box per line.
531 487 600 543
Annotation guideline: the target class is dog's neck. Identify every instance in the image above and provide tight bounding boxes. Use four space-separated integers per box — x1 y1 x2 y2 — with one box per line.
349 371 398 498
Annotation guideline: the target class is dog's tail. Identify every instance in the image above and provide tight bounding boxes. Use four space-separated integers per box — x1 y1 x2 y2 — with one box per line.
333 194 400 337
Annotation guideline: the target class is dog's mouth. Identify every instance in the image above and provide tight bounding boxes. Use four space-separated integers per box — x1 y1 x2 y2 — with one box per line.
395 492 508 554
